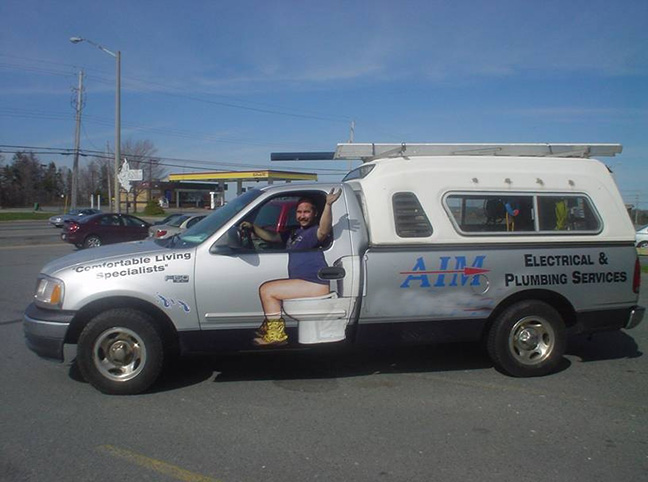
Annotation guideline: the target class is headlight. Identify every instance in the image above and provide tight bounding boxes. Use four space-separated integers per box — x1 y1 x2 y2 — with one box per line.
34 275 65 308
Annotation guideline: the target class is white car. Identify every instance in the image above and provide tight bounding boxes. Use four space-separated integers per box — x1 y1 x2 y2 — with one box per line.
636 225 648 248
149 214 207 239
48 208 101 228
151 213 186 226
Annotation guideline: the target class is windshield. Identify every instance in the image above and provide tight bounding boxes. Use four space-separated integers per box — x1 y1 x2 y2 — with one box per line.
169 189 264 247
169 215 191 227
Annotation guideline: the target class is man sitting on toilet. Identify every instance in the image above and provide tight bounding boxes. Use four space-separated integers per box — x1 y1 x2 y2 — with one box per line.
240 188 342 346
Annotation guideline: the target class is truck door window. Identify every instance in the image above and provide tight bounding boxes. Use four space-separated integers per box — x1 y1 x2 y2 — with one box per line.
244 193 329 251
392 192 432 237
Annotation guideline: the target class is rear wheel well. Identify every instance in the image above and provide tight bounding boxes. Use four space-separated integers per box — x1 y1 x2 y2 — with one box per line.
65 296 179 355
485 289 576 336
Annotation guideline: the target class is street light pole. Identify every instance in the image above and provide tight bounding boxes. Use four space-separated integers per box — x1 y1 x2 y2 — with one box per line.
115 50 121 213
70 36 122 213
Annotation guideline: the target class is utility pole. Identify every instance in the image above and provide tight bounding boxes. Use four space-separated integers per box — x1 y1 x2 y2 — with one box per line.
635 194 640 225
71 70 84 209
105 141 112 211
148 159 153 202
348 120 355 172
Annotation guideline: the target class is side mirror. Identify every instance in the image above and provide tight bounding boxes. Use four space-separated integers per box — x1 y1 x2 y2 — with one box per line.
227 226 243 249
209 226 242 255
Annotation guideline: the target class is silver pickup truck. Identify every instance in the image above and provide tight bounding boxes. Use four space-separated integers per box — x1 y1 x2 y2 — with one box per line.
24 145 644 394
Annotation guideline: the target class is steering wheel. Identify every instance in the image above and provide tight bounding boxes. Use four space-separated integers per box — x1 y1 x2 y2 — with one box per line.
238 224 254 249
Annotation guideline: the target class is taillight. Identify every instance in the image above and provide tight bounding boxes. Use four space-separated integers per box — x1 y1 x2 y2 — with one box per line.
68 222 80 233
633 257 641 294
155 230 167 238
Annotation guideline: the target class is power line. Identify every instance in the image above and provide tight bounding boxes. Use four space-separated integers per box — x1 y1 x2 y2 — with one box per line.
0 61 75 79
82 72 350 123
1 53 351 123
0 107 330 148
0 144 350 175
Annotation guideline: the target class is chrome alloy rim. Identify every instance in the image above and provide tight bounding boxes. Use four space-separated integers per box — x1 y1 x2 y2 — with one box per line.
508 316 555 365
86 237 101 247
92 327 147 382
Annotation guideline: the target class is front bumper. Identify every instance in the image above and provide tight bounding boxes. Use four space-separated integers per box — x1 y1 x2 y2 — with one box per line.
23 303 75 361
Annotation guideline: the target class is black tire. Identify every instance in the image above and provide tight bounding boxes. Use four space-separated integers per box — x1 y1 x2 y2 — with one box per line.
487 300 565 377
638 241 648 248
83 235 102 248
76 308 164 395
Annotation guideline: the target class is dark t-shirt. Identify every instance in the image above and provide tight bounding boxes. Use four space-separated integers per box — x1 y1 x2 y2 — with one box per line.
282 225 329 285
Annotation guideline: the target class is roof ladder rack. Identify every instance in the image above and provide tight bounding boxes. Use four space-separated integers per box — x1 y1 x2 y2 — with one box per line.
333 143 623 162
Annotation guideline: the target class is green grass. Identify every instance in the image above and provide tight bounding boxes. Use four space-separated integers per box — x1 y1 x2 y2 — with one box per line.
642 264 648 274
0 212 52 221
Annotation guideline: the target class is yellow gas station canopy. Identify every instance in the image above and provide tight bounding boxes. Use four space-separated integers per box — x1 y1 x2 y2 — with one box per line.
168 170 317 182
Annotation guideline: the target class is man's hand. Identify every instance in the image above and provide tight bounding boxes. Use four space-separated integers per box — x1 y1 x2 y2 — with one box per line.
326 188 342 206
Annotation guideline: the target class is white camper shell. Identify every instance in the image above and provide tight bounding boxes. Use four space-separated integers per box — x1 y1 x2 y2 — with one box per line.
342 152 633 246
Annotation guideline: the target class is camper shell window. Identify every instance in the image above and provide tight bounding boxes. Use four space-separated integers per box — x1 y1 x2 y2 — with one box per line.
444 193 601 235
537 195 601 232
392 192 433 238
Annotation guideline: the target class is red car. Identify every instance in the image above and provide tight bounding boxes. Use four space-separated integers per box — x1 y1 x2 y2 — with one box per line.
61 213 151 249
253 199 299 233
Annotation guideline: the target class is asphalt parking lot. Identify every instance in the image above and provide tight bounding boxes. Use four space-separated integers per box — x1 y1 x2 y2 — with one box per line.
0 220 646 482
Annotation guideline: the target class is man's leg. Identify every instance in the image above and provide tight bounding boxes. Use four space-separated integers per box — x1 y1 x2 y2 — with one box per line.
254 279 329 346
260 279 329 314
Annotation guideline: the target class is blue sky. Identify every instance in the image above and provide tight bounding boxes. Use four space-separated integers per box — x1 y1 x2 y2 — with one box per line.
1 0 647 204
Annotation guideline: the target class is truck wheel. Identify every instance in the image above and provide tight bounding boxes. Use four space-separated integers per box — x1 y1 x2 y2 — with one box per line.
76 309 164 395
487 300 565 377
84 235 102 248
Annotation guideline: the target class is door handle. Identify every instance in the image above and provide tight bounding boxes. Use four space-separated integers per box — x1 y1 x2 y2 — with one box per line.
318 266 346 280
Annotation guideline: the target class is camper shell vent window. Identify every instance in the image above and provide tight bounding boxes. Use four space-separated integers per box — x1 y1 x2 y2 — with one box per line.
392 192 433 238
342 164 375 182
444 193 601 235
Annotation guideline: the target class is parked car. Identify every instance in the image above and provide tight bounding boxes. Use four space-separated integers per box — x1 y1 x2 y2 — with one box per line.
636 225 648 248
149 214 206 239
48 208 101 228
152 213 186 226
61 213 151 248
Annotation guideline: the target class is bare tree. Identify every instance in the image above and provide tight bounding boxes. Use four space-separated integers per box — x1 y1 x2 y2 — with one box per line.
84 139 165 212
118 139 165 212
78 159 103 207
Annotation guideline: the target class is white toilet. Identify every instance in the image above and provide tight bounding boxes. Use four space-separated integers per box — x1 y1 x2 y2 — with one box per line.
282 292 350 344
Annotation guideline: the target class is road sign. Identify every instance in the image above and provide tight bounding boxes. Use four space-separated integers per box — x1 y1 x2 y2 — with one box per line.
117 159 143 192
